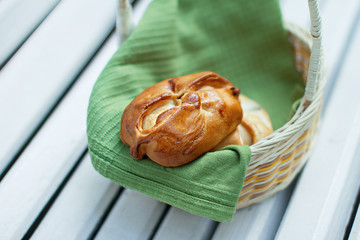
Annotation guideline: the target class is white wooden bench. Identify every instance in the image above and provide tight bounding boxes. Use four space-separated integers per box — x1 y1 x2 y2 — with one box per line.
0 0 359 239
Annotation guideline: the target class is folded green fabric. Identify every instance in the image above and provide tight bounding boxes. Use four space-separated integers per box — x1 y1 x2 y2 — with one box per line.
87 0 304 222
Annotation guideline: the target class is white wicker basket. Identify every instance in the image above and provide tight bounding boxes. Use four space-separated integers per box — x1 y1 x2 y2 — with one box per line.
116 0 326 209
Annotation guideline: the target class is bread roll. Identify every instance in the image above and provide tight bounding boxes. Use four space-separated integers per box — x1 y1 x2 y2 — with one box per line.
120 71 243 167
212 95 273 150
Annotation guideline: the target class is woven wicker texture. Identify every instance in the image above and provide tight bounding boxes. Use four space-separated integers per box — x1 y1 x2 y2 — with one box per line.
238 19 326 208
108 0 326 214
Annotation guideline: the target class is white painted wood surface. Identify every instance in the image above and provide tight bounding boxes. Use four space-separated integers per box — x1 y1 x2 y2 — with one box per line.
320 0 360 105
280 0 309 28
153 207 216 240
31 154 120 240
349 204 360 240
0 0 115 174
0 0 359 239
205 2 312 238
0 0 60 66
95 189 166 240
208 0 360 237
213 186 293 240
0 31 117 240
276 16 360 239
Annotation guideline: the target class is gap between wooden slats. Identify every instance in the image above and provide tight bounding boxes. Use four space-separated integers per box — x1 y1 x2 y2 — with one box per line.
0 27 116 240
0 0 115 176
151 208 217 240
213 185 294 240
0 0 157 239
207 1 311 238
346 189 360 240
92 190 168 240
23 149 88 239
211 0 360 239
91 1 360 239
275 4 360 238
349 199 360 240
94 2 304 240
0 0 61 67
1 0 358 239
29 153 121 239
94 1 307 240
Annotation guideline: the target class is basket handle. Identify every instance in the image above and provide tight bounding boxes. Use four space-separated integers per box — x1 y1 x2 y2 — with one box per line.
116 0 134 46
115 0 323 105
304 0 323 106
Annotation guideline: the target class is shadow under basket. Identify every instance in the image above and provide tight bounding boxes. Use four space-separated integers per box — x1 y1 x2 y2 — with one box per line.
237 22 326 208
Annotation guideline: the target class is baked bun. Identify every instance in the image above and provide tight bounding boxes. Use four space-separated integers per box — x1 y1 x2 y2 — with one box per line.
213 95 273 150
120 71 243 167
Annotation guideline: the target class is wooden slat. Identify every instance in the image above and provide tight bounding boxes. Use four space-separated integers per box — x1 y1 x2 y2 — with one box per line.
153 208 216 240
0 31 117 240
213 186 293 240
0 0 60 66
31 154 120 239
320 0 360 103
0 0 155 238
275 13 360 239
95 189 166 240
0 0 115 174
212 1 360 239
208 1 310 238
349 203 360 240
207 2 310 237
280 0 309 28
1 0 357 239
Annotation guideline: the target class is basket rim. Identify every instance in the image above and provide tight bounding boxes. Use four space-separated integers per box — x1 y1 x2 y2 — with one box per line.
250 23 326 158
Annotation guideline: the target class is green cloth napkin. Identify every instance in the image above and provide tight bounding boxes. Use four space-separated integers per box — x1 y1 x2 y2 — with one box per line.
87 0 304 222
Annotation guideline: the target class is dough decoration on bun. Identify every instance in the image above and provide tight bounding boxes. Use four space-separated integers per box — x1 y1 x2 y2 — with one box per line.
120 71 273 167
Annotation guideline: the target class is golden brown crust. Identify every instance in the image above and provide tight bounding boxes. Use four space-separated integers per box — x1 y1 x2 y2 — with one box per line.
212 128 243 151
212 95 273 149
120 71 243 167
